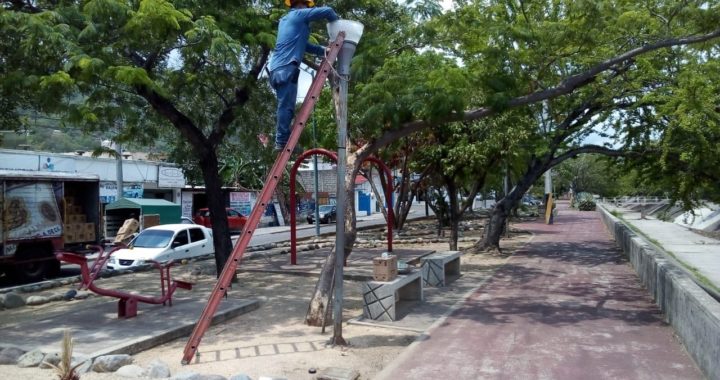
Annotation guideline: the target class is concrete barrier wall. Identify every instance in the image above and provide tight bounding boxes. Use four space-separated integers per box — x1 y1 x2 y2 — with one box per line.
598 206 720 379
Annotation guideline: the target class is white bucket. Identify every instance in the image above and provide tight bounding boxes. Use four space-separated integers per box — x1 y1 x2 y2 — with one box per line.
327 20 364 44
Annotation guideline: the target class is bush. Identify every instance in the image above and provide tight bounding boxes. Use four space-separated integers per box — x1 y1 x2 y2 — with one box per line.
578 199 596 211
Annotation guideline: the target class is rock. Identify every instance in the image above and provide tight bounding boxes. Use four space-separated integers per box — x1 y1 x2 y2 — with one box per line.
39 282 54 290
39 352 60 369
315 367 360 380
170 372 203 380
0 347 27 365
229 375 253 380
17 349 45 367
64 289 78 300
25 295 51 306
49 293 65 302
73 357 92 373
147 359 171 378
2 293 25 309
116 364 147 378
91 354 133 372
201 376 228 380
74 291 91 300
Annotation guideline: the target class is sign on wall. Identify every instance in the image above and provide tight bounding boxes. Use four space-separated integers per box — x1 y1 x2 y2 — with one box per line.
229 192 254 216
158 166 186 188
99 182 144 204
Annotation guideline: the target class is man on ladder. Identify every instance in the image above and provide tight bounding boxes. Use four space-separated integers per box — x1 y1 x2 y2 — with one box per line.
268 0 338 154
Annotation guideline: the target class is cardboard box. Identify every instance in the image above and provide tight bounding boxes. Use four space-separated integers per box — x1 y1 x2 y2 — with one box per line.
82 223 95 234
67 214 86 223
81 229 96 242
373 255 398 282
63 223 81 233
143 214 160 228
64 231 78 243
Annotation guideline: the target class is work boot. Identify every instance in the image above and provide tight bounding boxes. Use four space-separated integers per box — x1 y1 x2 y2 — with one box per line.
274 144 305 159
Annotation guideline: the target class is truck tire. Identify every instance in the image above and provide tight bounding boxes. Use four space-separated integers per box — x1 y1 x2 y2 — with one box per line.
9 243 57 284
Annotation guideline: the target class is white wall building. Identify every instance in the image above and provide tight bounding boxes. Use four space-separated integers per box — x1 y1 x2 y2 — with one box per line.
0 148 185 204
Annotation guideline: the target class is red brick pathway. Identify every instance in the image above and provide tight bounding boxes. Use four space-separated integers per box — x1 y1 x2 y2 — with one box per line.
376 203 703 380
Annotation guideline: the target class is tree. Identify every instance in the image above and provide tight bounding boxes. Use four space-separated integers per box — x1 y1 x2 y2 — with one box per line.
2 0 278 275
304 0 720 327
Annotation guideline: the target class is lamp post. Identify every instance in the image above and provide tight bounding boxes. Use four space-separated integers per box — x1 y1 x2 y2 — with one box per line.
327 19 363 345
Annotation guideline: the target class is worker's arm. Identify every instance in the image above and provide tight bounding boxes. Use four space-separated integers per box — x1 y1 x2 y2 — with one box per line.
301 7 339 56
300 6 339 23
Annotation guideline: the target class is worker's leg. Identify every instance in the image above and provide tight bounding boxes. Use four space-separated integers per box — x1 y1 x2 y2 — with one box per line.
270 63 300 148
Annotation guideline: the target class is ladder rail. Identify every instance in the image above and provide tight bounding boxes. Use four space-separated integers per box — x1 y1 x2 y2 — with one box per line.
180 33 346 365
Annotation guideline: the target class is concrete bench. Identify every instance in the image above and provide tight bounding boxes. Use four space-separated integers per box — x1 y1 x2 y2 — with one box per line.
421 250 461 287
361 271 423 321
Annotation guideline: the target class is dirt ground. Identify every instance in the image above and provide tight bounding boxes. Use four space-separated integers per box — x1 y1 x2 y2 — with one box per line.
2 217 531 380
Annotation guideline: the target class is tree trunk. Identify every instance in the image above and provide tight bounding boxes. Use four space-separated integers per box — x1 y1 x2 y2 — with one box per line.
475 198 510 253
473 159 547 253
199 151 234 277
447 180 459 250
305 153 359 327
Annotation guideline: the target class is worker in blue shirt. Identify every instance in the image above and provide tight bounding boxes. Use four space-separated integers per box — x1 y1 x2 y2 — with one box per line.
268 0 339 153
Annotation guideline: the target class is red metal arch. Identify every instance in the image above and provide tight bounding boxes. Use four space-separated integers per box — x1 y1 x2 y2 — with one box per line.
289 149 394 265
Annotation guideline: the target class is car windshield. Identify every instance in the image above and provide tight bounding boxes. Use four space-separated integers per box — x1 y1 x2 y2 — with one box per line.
319 205 334 213
131 230 174 248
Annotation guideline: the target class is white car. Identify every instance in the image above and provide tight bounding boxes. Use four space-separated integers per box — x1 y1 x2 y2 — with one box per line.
106 224 214 270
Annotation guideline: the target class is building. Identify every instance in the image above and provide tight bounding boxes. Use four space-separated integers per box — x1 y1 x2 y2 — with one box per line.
295 159 392 216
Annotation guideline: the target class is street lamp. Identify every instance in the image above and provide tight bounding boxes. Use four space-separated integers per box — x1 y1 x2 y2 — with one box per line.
327 19 364 345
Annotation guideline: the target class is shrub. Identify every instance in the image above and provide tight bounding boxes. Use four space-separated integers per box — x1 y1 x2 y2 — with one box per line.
578 199 596 211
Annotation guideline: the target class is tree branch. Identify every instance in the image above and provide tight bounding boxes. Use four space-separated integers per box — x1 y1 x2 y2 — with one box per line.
361 28 720 155
209 47 270 147
548 145 629 168
133 84 211 158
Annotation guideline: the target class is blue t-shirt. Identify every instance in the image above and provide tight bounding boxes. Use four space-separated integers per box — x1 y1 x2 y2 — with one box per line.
268 7 339 72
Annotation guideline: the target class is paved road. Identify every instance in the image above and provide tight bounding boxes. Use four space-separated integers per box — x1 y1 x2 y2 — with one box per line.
377 203 703 380
0 204 433 290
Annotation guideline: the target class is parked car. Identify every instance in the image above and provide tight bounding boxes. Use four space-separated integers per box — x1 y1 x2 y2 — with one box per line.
106 224 214 270
522 194 542 206
307 205 337 224
193 207 247 232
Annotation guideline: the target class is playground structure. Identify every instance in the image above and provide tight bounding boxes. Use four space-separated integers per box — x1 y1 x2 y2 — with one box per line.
288 148 395 265
56 245 193 318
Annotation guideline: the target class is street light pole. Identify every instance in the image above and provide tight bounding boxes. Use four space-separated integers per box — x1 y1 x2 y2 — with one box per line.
328 20 363 346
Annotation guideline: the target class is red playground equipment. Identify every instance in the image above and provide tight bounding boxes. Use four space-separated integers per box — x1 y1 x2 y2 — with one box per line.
56 245 193 318
288 148 395 265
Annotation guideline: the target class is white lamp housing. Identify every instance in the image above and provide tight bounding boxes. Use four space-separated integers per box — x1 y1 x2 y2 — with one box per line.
327 20 364 45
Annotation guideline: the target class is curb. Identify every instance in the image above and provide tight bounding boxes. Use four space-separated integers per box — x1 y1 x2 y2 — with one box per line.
598 205 720 380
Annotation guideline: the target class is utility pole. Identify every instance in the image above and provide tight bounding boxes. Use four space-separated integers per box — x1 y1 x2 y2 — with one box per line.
544 169 553 224
115 142 123 201
312 115 321 236
329 19 364 346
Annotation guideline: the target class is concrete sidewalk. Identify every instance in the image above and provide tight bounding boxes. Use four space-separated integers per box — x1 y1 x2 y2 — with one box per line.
376 203 704 379
602 205 720 291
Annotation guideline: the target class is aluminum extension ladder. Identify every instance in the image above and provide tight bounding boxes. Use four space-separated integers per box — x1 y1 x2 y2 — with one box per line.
181 32 346 364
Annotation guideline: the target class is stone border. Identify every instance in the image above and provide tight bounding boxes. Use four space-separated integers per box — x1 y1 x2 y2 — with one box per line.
598 206 720 379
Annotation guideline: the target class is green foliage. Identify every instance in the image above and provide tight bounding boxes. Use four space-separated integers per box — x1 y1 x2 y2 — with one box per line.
573 192 597 211
355 51 469 129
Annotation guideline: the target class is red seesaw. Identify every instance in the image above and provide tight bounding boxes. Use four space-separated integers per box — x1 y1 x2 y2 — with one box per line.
56 245 193 318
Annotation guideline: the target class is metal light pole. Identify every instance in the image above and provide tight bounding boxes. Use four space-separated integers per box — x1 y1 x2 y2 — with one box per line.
115 142 123 201
328 20 363 346
313 115 321 236
544 169 553 224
